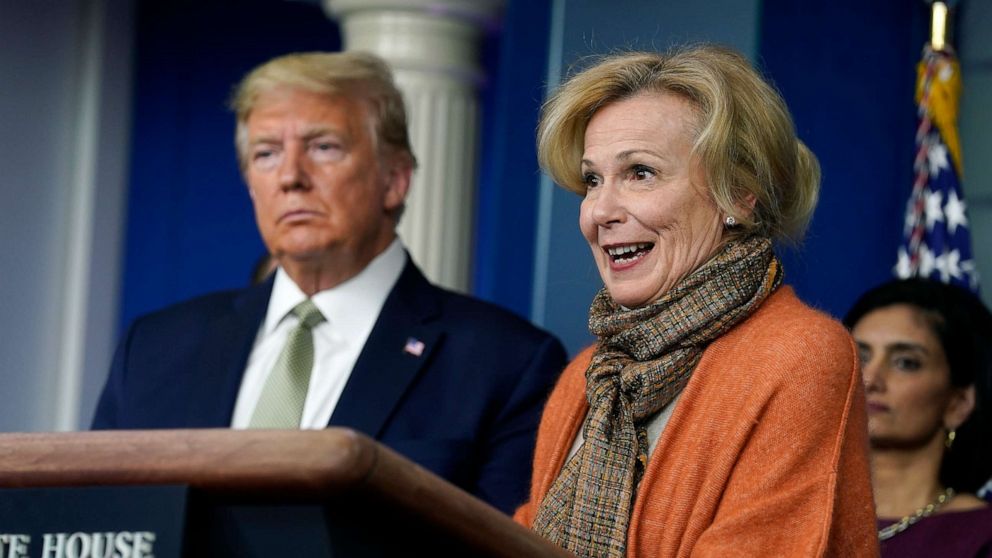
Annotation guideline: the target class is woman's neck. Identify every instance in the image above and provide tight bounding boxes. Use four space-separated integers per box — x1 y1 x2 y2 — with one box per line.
871 438 944 518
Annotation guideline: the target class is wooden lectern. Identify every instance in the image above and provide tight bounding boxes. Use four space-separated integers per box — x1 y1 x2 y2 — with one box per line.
0 429 573 557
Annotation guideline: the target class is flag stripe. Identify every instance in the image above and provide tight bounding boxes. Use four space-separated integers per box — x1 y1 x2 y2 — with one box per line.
896 46 979 292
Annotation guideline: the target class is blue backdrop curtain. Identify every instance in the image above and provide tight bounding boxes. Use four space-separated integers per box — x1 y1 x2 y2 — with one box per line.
759 0 928 316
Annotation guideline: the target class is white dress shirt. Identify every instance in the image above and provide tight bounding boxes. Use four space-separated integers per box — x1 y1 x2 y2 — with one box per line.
231 239 406 429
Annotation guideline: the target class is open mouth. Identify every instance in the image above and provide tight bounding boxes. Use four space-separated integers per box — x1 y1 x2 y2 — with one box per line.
605 242 654 265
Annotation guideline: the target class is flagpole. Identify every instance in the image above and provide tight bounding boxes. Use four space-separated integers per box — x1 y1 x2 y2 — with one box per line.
930 2 947 51
897 0 978 291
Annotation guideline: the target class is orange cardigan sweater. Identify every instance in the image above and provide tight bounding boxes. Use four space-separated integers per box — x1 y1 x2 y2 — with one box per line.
515 288 879 557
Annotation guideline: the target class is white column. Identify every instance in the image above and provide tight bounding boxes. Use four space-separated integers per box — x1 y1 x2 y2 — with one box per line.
324 0 502 292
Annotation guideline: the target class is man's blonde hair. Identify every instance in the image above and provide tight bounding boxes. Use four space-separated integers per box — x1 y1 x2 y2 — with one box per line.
230 50 416 170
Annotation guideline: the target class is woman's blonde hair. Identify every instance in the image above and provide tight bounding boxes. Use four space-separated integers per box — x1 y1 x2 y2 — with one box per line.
229 50 416 170
538 44 819 244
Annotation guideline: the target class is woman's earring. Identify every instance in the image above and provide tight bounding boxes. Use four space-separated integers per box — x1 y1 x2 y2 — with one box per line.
724 215 737 227
945 429 956 449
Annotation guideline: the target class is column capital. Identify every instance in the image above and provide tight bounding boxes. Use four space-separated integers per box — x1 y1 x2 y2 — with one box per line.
324 0 504 23
324 0 504 83
322 0 501 292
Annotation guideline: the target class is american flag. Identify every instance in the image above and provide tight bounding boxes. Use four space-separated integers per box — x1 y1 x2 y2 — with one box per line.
895 45 978 292
403 337 425 357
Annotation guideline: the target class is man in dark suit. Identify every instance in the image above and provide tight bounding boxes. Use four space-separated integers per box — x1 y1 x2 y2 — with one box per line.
92 51 567 515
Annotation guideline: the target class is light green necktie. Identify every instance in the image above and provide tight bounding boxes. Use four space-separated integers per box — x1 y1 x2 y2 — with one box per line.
249 299 326 429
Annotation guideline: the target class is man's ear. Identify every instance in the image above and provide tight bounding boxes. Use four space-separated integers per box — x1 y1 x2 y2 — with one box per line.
945 384 976 431
383 159 413 212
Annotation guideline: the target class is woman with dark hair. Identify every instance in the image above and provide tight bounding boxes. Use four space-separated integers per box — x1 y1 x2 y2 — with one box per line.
845 278 992 556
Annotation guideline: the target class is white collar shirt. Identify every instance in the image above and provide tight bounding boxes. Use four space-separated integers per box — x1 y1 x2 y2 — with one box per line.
231 239 406 429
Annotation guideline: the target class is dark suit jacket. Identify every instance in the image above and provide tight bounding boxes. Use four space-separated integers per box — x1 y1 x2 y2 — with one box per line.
92 260 567 514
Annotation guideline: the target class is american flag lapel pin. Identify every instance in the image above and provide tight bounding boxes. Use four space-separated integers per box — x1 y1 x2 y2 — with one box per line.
403 337 425 357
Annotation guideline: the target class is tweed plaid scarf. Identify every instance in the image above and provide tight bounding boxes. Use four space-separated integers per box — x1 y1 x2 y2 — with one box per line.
532 235 782 557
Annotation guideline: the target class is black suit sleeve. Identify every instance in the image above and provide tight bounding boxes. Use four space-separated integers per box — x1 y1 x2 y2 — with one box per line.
472 335 566 513
92 321 135 429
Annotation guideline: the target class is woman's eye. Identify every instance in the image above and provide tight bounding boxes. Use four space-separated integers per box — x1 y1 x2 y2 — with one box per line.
582 172 601 188
894 356 922 372
856 347 870 365
631 165 655 180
